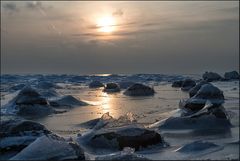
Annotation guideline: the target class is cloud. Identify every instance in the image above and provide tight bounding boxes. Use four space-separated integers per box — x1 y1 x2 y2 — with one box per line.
25 1 42 9
25 1 52 11
2 2 18 12
112 9 124 17
73 29 158 38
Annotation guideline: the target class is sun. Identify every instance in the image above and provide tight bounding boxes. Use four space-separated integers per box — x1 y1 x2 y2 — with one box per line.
96 16 116 33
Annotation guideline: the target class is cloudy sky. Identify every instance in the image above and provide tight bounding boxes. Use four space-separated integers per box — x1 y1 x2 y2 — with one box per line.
1 1 239 75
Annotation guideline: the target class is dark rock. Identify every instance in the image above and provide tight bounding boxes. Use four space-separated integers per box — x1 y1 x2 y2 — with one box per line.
0 119 51 157
118 81 135 89
181 79 196 91
224 71 240 80
89 126 164 151
17 105 54 117
189 80 209 97
103 83 120 93
15 86 48 106
89 81 104 88
124 83 155 96
171 80 183 88
4 86 55 117
0 119 50 137
202 72 222 82
183 84 224 111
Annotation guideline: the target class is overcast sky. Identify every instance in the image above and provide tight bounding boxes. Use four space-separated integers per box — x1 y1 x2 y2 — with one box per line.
1 1 239 75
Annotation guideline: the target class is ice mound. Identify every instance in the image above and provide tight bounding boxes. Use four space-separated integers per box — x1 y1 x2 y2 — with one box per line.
10 134 85 160
123 83 155 96
49 95 88 108
171 80 183 87
202 72 222 82
151 101 231 130
189 80 209 98
0 119 51 158
183 84 224 111
3 86 54 117
176 140 222 153
38 88 60 98
81 125 164 151
15 86 49 105
0 119 50 137
95 147 149 160
103 83 120 93
78 113 167 153
89 81 104 88
224 71 240 80
181 79 196 91
118 81 135 89
36 81 61 89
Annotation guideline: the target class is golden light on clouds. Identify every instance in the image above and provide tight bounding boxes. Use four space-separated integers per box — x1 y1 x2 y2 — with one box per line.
96 16 116 33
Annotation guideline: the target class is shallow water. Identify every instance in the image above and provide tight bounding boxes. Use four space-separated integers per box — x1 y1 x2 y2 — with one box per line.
0 75 239 160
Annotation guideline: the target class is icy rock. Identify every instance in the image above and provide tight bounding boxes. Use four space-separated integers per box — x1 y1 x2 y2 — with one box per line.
15 86 48 105
171 80 183 88
124 83 155 96
49 95 88 107
103 83 120 93
4 86 54 117
38 89 60 98
189 80 209 98
224 71 240 80
86 125 164 151
0 119 50 137
156 102 231 130
118 81 135 89
183 84 224 111
202 72 222 82
0 119 51 156
89 81 104 88
181 79 196 91
10 134 85 160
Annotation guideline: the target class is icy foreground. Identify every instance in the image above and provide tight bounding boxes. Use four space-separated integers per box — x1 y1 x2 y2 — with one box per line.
0 73 239 160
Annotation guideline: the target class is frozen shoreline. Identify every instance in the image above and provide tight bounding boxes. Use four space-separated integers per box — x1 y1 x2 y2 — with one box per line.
0 74 239 160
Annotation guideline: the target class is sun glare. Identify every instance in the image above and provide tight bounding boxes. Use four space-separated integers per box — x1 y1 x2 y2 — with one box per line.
97 16 116 33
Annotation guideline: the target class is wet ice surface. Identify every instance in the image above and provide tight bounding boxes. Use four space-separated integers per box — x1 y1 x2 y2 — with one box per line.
0 74 239 160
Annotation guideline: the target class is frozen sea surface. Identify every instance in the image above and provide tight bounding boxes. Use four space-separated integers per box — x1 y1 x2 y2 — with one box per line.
0 74 239 160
